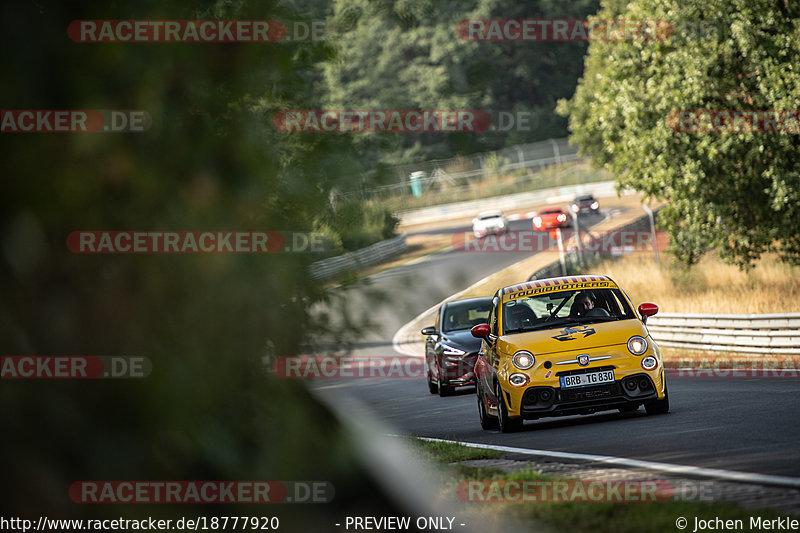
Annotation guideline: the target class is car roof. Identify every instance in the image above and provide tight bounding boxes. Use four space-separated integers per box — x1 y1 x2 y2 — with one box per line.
476 210 503 217
539 207 564 213
574 194 595 201
443 296 493 308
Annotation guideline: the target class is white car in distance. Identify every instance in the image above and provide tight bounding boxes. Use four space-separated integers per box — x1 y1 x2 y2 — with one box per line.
472 210 508 238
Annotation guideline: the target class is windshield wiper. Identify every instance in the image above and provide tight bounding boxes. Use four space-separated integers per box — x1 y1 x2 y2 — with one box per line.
530 318 583 330
505 316 621 334
573 316 621 323
503 327 537 334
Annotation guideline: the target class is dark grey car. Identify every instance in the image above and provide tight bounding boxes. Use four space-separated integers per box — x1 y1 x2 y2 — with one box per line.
421 297 492 396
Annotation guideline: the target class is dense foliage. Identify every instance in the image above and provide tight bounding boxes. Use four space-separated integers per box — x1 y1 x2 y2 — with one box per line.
322 0 600 173
559 0 800 266
0 0 398 522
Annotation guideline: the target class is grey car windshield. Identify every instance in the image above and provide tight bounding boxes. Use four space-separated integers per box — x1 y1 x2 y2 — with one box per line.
503 288 635 334
442 302 492 332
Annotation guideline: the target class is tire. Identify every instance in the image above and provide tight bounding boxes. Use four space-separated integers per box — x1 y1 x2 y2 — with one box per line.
644 381 670 415
438 377 453 397
496 383 523 433
426 358 438 394
427 372 438 394
478 390 498 430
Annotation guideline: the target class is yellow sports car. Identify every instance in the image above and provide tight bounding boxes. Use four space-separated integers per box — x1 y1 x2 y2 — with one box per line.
471 275 668 432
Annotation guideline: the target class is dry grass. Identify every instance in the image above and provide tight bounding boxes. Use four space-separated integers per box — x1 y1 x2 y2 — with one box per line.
591 252 800 314
591 252 800 363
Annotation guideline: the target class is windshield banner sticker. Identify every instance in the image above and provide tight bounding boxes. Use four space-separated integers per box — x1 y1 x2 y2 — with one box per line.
506 279 612 300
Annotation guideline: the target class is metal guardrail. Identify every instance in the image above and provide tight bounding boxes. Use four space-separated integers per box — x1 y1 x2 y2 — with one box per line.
309 235 407 280
647 313 800 355
339 138 588 209
385 137 580 186
524 209 800 356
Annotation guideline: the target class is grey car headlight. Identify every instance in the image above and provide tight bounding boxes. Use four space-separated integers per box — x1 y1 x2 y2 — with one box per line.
441 342 466 356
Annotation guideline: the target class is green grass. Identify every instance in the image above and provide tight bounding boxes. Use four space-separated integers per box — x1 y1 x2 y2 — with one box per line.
413 438 504 463
408 437 800 533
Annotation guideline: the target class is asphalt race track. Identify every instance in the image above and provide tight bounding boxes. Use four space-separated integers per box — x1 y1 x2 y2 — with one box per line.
311 214 800 480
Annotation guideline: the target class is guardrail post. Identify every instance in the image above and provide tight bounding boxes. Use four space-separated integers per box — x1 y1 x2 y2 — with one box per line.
556 228 567 276
568 210 583 269
550 138 562 165
642 204 659 265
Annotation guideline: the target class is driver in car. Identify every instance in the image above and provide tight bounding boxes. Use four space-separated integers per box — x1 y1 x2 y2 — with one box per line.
570 291 597 317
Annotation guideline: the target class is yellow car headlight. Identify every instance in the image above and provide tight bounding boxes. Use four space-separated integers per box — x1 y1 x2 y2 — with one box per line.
512 350 535 370
627 336 648 355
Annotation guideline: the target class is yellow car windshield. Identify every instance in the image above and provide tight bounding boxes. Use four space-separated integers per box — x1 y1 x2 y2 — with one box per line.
502 288 634 334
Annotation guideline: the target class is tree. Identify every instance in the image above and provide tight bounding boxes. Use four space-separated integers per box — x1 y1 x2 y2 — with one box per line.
0 0 401 523
322 0 600 169
558 0 800 267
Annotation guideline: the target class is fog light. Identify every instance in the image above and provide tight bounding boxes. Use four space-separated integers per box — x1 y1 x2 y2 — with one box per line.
641 356 658 371
624 380 638 391
539 389 553 401
509 373 529 387
639 378 651 389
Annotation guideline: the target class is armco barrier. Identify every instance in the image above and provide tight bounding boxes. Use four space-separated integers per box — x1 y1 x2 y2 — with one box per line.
525 211 800 355
646 313 800 355
309 235 407 280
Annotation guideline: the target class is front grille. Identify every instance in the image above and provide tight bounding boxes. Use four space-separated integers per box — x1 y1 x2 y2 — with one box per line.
558 383 620 402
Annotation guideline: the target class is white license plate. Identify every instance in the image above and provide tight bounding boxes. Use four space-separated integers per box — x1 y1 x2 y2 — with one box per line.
559 370 615 389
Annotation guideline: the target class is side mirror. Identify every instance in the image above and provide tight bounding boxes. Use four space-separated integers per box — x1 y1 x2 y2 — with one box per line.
638 303 659 324
471 323 490 338
420 326 437 336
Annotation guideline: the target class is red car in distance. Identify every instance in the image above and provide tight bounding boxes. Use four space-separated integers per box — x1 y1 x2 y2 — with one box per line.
532 207 569 230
